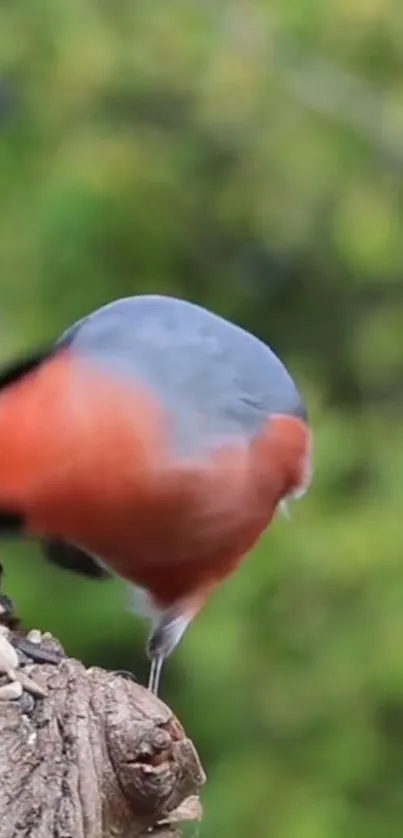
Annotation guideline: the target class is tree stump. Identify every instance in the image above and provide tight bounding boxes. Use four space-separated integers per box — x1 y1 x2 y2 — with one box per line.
0 628 206 838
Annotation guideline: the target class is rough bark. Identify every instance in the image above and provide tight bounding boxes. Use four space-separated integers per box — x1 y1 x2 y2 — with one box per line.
0 629 205 838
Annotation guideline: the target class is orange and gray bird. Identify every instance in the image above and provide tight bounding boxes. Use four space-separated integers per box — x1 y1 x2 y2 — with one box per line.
0 295 312 693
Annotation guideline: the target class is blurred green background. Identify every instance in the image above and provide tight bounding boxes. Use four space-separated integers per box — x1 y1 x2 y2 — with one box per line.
1 1 403 837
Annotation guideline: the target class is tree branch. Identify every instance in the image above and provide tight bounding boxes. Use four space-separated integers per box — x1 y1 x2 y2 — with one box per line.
0 628 205 838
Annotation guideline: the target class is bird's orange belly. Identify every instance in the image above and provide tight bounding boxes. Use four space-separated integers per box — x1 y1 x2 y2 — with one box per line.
27 449 277 605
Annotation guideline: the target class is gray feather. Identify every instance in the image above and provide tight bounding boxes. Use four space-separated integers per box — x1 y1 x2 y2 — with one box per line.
59 295 307 455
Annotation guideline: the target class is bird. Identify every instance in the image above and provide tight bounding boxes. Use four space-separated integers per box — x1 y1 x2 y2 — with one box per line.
0 295 312 694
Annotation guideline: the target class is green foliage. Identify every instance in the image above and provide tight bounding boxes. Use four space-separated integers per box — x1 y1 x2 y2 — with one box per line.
1 2 403 836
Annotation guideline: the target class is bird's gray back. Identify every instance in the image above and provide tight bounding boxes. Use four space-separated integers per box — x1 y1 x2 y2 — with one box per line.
59 295 307 455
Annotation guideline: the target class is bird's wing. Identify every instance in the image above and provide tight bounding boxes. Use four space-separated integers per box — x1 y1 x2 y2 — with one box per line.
41 539 112 579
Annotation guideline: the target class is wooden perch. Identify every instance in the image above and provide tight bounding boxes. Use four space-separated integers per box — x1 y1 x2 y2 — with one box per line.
0 626 206 838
